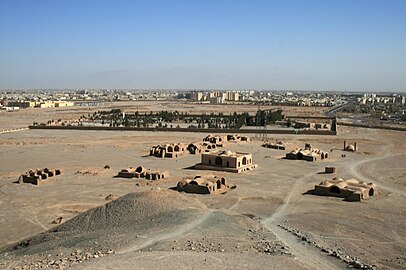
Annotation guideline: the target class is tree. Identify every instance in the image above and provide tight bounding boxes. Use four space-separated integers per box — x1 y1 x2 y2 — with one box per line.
286 118 292 127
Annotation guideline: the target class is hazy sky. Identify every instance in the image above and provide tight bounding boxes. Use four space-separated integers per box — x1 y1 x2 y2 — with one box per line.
0 0 405 91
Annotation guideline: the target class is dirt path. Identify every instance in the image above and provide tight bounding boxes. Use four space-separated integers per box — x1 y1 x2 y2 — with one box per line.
119 210 213 253
262 172 346 270
347 139 406 196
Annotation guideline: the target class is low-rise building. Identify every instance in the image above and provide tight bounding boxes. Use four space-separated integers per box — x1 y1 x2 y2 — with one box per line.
313 178 377 201
175 174 236 194
343 141 357 152
195 150 258 173
149 143 189 158
285 143 329 162
262 140 295 150
117 166 169 180
19 168 62 185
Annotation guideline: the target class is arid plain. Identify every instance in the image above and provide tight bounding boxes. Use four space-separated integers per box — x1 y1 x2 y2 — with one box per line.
0 102 405 270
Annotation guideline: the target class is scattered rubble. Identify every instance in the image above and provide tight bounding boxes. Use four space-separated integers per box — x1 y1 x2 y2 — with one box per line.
13 249 116 270
50 217 63 225
278 224 376 270
105 194 119 201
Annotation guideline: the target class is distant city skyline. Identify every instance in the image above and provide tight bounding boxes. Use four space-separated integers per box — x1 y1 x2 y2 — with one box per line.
1 0 405 91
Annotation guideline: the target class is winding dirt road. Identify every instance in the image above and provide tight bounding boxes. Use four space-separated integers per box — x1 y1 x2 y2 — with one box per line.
119 210 213 253
262 172 346 270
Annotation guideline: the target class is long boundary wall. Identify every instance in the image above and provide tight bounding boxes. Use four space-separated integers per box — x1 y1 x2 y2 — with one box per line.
28 125 337 135
337 122 406 132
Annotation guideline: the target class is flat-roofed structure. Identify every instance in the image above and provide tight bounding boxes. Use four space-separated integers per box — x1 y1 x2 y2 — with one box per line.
195 150 258 173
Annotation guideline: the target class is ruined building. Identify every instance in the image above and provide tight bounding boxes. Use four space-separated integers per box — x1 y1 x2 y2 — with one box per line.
203 134 251 147
149 143 189 158
262 140 295 150
285 143 329 162
150 142 218 158
195 150 258 173
118 166 169 180
226 134 251 143
176 174 236 194
343 141 357 152
19 168 62 185
313 178 377 201
203 134 228 147
325 166 336 174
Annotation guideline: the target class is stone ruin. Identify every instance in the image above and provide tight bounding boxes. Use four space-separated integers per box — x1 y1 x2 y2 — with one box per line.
262 140 295 150
175 174 236 195
203 134 251 147
313 177 377 201
195 150 258 173
18 168 62 185
343 141 357 152
203 134 227 147
149 142 218 158
285 143 329 162
149 134 251 159
117 166 169 180
325 166 336 174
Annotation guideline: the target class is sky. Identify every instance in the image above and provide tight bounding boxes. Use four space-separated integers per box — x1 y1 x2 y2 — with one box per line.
0 0 405 91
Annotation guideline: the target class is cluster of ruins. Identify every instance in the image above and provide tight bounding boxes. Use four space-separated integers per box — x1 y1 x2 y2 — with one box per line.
203 134 251 145
117 166 169 180
226 134 251 143
313 177 377 201
175 174 236 194
285 143 329 162
149 142 218 158
18 168 62 185
195 150 258 173
149 134 252 159
262 140 290 150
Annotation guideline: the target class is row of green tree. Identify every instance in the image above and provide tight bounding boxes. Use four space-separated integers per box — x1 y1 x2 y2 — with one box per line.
80 109 284 128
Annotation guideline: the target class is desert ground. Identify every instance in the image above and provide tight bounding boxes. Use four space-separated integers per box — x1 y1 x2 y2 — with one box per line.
0 104 405 270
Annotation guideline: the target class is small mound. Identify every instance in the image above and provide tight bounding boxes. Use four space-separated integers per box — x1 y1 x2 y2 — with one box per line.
4 190 206 255
56 190 206 232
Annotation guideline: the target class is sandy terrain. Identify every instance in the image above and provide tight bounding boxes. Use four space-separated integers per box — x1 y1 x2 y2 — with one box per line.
0 112 405 269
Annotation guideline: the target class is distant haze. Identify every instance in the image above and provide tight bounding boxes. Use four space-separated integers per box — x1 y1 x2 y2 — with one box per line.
0 0 405 91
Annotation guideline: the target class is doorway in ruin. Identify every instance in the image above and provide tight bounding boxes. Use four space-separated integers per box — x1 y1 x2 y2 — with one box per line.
242 157 247 165
221 178 226 185
369 188 374 196
329 186 341 194
215 157 222 166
